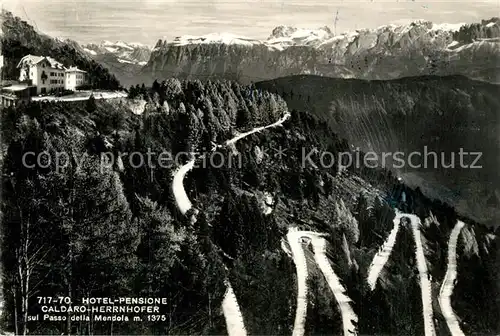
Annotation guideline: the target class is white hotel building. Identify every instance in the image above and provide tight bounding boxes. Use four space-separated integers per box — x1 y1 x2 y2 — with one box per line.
17 55 87 94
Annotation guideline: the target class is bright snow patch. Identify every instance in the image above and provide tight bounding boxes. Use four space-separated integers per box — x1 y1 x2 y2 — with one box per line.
114 41 134 50
267 27 333 48
83 48 97 55
129 42 148 48
431 22 465 32
118 58 135 64
104 46 118 53
171 33 261 46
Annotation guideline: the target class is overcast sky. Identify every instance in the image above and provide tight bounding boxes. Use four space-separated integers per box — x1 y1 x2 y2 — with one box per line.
2 0 499 46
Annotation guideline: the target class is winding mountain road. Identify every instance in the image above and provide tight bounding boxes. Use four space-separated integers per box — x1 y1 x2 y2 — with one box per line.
170 111 457 336
173 112 290 217
285 228 358 336
222 281 247 336
367 213 402 290
408 214 437 336
367 211 437 336
171 112 290 336
438 220 466 336
312 237 358 335
286 228 309 336
172 158 196 215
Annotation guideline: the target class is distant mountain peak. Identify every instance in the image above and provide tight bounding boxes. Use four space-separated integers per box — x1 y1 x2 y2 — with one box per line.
147 19 474 52
169 32 261 46
82 39 152 66
269 25 333 39
138 16 499 87
269 26 298 39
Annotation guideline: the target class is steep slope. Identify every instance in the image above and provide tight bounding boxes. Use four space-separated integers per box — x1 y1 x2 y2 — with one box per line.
1 78 498 335
408 214 436 336
311 236 358 335
83 40 151 66
0 10 120 89
438 220 466 336
255 74 500 227
82 41 152 87
138 18 499 85
367 213 401 290
286 229 309 336
221 282 246 336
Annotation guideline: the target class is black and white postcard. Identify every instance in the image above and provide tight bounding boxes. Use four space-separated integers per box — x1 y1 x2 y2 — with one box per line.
0 0 499 335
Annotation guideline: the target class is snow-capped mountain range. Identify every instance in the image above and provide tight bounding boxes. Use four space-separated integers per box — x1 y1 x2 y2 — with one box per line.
162 25 335 50
82 40 151 66
155 20 470 50
82 18 500 86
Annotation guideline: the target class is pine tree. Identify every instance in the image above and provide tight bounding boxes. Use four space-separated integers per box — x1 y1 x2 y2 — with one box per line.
135 196 185 295
333 199 360 244
235 102 251 128
152 79 160 93
128 85 137 99
86 94 97 113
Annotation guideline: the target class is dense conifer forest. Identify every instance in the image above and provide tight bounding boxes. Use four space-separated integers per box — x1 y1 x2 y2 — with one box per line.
0 78 498 335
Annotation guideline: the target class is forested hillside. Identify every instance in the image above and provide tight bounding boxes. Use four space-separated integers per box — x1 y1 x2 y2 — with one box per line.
0 79 498 335
1 10 120 89
255 74 500 228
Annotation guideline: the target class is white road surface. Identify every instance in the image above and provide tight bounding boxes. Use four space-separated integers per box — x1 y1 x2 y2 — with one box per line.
408 214 437 336
438 220 466 336
171 113 290 336
172 158 196 215
367 213 402 290
284 228 358 336
222 281 247 336
286 228 309 336
311 237 358 335
31 90 127 102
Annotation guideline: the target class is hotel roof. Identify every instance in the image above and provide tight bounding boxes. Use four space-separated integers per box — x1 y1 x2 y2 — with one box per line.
65 66 87 73
17 54 66 70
